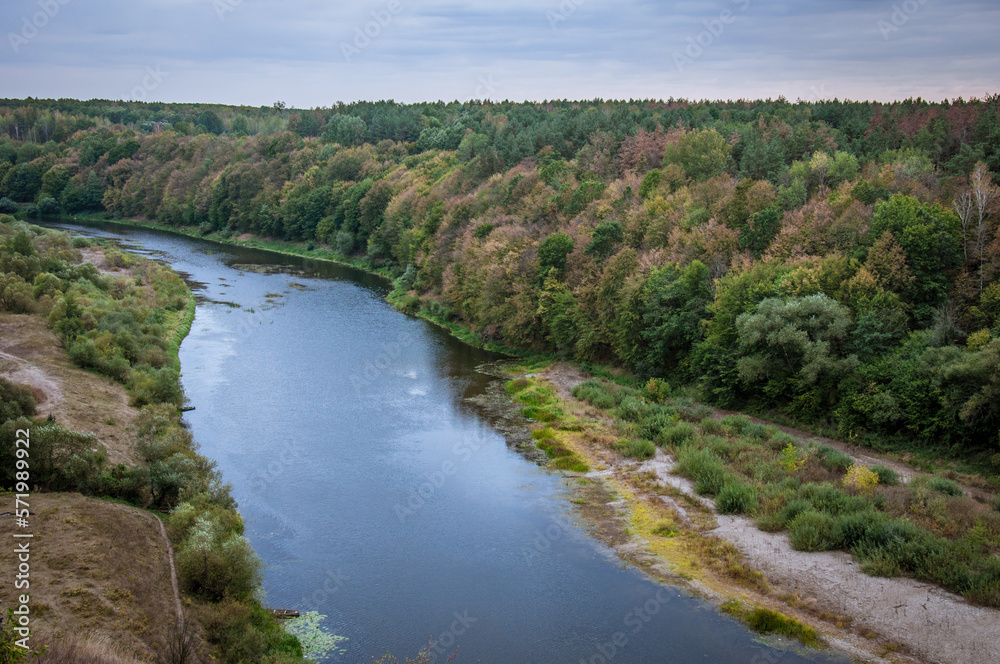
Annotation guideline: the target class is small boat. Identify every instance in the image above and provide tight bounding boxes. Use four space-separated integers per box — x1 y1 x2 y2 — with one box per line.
267 608 300 619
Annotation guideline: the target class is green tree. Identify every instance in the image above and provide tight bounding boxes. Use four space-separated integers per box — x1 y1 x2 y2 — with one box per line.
736 294 857 414
663 129 730 182
537 232 574 277
640 260 712 378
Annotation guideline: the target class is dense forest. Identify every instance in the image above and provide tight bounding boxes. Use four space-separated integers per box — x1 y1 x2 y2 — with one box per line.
2 95 999 460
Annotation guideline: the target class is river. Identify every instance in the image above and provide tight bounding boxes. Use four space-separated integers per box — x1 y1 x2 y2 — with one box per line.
50 221 847 664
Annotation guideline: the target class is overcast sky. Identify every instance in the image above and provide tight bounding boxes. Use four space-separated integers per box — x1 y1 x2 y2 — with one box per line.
0 0 997 107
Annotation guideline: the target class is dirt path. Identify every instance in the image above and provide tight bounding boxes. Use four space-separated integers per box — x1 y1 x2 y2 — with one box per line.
155 515 185 631
535 363 1000 664
0 348 63 415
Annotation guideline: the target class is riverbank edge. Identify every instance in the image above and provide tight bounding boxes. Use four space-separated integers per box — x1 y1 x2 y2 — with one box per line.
0 220 309 662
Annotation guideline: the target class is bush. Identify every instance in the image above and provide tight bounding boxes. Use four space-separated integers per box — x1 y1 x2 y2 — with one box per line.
870 465 899 486
799 482 868 515
992 494 1000 512
788 511 843 551
720 414 752 436
623 439 656 460
0 377 35 424
742 422 768 441
571 380 618 409
677 447 727 495
814 445 854 473
775 498 813 530
700 417 724 435
742 607 821 647
637 406 677 440
0 197 17 214
656 421 699 447
616 396 651 422
927 476 963 497
717 480 758 514
176 515 262 601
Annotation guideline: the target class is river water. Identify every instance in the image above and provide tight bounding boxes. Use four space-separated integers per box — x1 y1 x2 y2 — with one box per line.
51 221 846 664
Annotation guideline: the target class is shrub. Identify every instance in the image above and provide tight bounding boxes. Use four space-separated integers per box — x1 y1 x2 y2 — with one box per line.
0 197 16 214
742 607 821 647
743 422 768 441
788 511 843 551
176 516 262 601
637 406 677 440
927 476 963 497
656 421 699 447
776 498 814 530
815 445 853 473
992 494 1000 512
571 380 618 409
768 431 797 451
700 417 724 435
717 480 759 514
870 465 899 486
843 463 879 494
623 439 656 460
799 483 868 515
677 447 727 495
616 396 650 422
0 377 35 424
720 414 752 436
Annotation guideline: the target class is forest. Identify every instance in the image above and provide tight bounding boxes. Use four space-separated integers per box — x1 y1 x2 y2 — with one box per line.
1 94 999 462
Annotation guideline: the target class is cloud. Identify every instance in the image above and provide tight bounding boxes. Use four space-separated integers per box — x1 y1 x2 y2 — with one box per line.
0 0 996 105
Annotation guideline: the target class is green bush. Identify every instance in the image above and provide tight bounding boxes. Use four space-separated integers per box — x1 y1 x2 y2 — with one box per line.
720 414 752 436
637 406 677 440
699 417 724 435
777 498 817 530
742 607 821 647
815 445 853 473
717 480 759 514
176 515 262 601
677 447 727 495
571 380 618 409
927 476 963 497
656 421 699 447
0 377 35 424
767 431 797 451
799 483 868 515
992 494 1000 512
870 465 899 486
742 422 768 441
788 511 843 551
623 439 656 460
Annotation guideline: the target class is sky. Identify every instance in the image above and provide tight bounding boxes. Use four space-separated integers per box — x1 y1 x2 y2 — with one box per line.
0 0 997 108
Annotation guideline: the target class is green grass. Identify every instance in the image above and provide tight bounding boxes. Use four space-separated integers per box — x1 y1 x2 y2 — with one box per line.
716 480 759 515
622 439 656 460
870 465 899 486
721 601 823 648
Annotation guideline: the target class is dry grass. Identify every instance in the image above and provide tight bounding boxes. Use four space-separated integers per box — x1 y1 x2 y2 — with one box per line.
0 313 138 465
0 493 181 660
33 633 148 664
